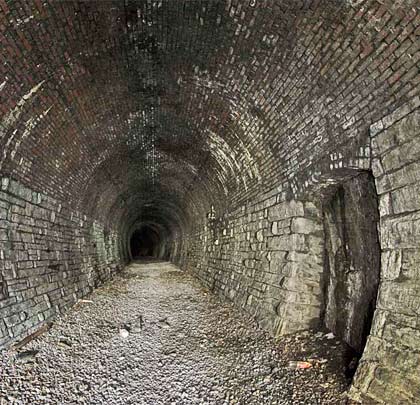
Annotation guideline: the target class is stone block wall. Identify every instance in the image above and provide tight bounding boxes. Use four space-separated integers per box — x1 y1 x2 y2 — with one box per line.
180 194 324 337
0 177 126 348
178 99 420 404
350 103 420 403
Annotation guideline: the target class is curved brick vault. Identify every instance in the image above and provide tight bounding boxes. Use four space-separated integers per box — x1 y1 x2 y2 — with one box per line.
0 0 419 403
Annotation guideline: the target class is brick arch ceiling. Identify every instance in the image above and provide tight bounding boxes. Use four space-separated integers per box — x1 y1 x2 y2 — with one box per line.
1 0 419 236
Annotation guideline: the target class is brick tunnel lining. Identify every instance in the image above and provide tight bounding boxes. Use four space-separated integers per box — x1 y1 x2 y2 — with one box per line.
1 1 420 403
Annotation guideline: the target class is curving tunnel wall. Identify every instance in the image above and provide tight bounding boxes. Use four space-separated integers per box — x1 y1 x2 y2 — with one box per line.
0 0 419 402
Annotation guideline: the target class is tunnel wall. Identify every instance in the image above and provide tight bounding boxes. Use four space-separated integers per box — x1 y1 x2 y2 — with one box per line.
177 99 420 403
0 177 126 348
350 104 420 403
179 196 324 336
0 1 419 403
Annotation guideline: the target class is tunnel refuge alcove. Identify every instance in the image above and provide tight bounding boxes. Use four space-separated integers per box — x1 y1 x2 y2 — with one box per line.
321 172 381 377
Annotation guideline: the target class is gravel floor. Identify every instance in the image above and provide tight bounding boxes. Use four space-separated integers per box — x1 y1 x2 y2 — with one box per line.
0 261 355 404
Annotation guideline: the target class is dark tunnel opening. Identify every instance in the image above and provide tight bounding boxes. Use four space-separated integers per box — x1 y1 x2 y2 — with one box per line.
130 226 161 259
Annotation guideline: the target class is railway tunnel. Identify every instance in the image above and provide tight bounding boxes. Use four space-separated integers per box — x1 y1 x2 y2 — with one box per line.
0 0 419 403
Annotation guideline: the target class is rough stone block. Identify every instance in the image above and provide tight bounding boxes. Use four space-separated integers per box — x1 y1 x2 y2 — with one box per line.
267 234 307 252
380 212 420 249
381 250 402 281
290 217 322 234
268 200 304 221
391 183 420 214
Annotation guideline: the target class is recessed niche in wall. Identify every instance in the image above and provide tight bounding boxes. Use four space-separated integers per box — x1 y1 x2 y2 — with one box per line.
321 172 380 376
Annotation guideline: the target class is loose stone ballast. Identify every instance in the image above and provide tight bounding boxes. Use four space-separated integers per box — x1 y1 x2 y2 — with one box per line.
0 261 352 405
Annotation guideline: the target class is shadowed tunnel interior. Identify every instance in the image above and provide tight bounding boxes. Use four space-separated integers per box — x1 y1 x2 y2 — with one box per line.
0 0 419 403
130 225 161 259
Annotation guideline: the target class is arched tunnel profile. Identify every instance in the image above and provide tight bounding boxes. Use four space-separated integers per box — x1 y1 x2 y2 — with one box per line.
0 1 419 403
